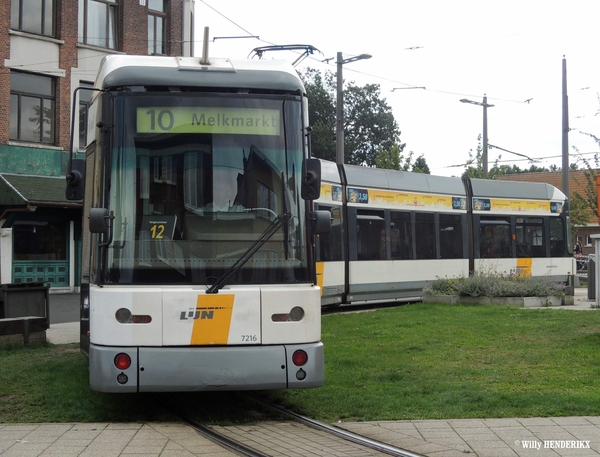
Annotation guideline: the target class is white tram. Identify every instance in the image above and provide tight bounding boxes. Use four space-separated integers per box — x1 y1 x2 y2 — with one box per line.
315 160 574 306
66 54 329 392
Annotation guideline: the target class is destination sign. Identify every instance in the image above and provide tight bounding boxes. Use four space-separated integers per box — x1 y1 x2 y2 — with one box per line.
136 107 280 135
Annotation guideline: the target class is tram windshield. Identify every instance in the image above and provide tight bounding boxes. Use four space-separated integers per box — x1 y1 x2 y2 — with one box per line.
99 94 309 285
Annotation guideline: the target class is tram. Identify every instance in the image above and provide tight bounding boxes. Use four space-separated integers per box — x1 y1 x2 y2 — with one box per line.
65 53 329 392
315 160 574 306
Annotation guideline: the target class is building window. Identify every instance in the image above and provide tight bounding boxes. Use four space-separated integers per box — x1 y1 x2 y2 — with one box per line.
78 0 118 49
13 220 67 261
10 71 55 144
148 0 166 55
11 0 55 36
78 82 94 150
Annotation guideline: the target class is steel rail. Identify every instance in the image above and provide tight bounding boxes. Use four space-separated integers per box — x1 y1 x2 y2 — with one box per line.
248 394 425 457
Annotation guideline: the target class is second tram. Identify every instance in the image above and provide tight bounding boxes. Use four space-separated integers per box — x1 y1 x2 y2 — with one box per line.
315 160 574 306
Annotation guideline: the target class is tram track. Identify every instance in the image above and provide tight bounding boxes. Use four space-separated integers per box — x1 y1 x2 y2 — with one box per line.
154 392 425 457
246 393 425 457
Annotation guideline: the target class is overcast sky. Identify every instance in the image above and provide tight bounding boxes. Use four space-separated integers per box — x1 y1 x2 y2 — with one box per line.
193 0 600 176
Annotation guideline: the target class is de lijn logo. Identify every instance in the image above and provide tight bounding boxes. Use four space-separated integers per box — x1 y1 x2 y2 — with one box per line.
180 307 226 320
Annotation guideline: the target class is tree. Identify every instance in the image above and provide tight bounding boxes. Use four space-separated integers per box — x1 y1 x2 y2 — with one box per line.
374 144 411 171
301 68 336 162
300 68 401 167
412 155 431 174
570 136 600 232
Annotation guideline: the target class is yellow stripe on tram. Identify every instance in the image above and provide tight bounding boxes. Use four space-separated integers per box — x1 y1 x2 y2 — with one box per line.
516 258 532 277
316 261 324 296
190 294 235 345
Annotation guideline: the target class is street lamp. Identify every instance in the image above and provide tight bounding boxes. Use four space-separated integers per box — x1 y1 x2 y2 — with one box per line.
460 95 494 178
336 52 372 164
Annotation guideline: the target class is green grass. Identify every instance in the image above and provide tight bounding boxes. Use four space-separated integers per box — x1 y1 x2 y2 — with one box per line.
3 303 600 423
267 303 600 421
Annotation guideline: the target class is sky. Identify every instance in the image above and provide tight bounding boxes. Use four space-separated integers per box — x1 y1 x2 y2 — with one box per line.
193 0 600 177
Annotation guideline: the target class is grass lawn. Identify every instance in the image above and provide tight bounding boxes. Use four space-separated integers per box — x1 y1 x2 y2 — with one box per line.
267 303 600 421
2 303 600 423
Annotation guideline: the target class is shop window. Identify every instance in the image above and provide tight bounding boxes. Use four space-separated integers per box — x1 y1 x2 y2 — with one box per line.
13 220 67 261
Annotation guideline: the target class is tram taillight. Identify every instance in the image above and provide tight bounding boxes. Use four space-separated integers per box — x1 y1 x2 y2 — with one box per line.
114 353 131 370
292 350 308 366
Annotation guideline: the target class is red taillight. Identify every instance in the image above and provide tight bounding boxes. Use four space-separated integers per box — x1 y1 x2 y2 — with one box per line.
114 353 131 370
292 350 308 366
132 315 152 324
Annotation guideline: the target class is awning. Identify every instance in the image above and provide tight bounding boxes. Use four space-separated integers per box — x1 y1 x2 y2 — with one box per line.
0 173 82 208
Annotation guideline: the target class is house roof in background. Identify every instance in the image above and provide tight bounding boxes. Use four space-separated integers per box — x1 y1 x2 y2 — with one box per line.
496 170 599 199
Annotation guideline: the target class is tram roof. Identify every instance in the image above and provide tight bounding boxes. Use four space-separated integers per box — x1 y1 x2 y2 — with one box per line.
470 178 567 201
342 163 466 196
95 55 305 93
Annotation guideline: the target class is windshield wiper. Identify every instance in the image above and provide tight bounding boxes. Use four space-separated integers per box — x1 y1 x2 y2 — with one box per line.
206 212 292 294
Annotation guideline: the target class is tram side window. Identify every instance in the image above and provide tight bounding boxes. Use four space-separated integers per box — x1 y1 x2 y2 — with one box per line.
415 213 436 259
439 214 463 259
390 211 413 260
516 217 545 258
356 210 386 260
479 217 511 258
549 217 565 257
317 205 343 261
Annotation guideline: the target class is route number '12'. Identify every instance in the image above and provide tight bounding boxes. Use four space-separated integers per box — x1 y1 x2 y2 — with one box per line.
140 216 177 240
150 224 165 239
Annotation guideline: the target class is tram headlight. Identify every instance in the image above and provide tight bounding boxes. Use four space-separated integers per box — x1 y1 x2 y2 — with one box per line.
115 308 132 323
271 306 305 322
116 308 152 324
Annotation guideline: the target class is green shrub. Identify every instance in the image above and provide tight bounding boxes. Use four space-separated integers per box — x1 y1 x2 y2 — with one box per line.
424 271 565 298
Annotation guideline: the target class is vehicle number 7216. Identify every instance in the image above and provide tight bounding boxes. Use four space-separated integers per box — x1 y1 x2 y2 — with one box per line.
241 335 258 342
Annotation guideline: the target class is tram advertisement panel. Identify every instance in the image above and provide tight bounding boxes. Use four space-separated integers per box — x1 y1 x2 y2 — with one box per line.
473 198 556 214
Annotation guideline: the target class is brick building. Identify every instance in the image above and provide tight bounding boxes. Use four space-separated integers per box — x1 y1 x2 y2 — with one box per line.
0 0 194 291
497 170 600 256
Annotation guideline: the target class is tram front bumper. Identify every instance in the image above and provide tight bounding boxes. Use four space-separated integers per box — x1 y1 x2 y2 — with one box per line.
88 342 324 393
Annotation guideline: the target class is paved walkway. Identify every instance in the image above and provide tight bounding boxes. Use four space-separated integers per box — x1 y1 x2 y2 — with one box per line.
2 288 599 457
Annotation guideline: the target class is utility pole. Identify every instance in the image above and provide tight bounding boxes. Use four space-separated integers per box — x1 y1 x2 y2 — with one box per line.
460 95 494 178
561 56 570 200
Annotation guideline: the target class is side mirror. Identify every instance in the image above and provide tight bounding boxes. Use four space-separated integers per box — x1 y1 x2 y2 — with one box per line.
89 208 115 248
89 208 110 234
301 158 321 200
311 210 331 234
65 159 86 200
